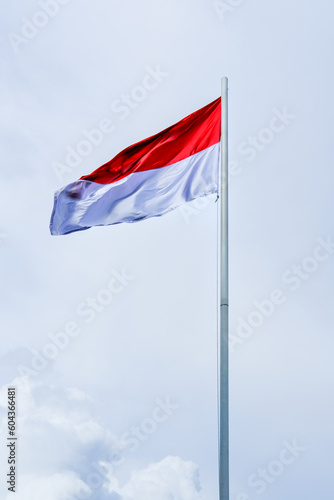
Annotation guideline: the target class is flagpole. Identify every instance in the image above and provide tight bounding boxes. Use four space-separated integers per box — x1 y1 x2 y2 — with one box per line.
219 76 229 500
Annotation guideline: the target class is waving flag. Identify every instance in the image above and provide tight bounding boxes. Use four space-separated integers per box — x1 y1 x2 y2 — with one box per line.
50 97 221 235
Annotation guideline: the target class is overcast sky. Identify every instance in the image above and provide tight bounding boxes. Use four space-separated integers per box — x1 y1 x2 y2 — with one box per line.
0 1 333 499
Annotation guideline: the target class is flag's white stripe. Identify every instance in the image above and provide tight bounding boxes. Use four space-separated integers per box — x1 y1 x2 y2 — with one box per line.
50 143 220 235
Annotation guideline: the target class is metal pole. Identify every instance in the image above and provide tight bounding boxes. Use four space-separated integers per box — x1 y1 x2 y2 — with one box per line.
219 76 229 500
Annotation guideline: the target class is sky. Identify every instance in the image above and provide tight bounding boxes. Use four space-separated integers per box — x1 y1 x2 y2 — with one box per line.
0 0 333 499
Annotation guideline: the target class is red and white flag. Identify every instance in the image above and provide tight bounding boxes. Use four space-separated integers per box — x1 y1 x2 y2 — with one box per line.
50 98 221 235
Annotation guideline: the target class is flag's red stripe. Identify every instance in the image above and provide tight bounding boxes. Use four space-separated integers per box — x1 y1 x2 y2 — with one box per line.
80 97 221 185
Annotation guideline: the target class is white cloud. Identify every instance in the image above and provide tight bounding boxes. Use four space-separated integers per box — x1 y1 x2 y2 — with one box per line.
66 387 93 402
5 472 91 500
105 456 202 500
0 376 202 500
0 376 118 479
